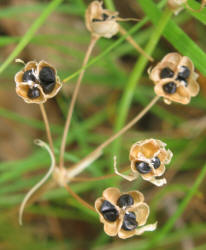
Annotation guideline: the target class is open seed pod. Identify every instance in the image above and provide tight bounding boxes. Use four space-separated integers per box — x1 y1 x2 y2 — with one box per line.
168 0 187 15
15 60 62 104
85 1 119 38
149 52 200 104
95 187 157 239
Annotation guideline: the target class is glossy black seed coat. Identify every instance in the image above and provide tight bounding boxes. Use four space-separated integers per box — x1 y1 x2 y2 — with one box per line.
122 212 138 231
117 194 134 208
27 87 40 99
160 67 174 79
92 18 102 22
163 82 177 94
39 66 55 84
135 161 151 174
100 200 119 222
151 156 161 169
41 82 55 94
102 13 109 20
23 70 36 82
177 66 190 80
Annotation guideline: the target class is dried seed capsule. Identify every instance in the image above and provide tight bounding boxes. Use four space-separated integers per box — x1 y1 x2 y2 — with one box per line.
23 70 36 82
100 200 119 222
135 161 151 174
117 194 134 208
163 82 177 94
27 87 41 99
160 67 174 79
151 156 161 169
102 13 109 20
121 212 138 231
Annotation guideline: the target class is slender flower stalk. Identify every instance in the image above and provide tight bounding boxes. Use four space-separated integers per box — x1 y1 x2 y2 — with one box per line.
59 36 99 169
39 103 54 154
64 183 96 212
65 95 160 181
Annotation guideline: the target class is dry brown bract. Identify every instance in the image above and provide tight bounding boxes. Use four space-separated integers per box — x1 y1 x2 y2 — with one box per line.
168 0 187 15
95 187 157 239
85 1 119 39
149 53 199 105
15 60 62 104
114 139 173 186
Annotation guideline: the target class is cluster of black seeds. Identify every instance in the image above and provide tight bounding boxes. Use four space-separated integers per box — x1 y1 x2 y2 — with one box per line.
135 156 161 174
100 194 138 231
22 66 56 99
159 65 190 94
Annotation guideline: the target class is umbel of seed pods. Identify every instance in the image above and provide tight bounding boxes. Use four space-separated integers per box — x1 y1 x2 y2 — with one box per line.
114 139 173 186
95 187 157 239
15 60 62 104
149 52 200 105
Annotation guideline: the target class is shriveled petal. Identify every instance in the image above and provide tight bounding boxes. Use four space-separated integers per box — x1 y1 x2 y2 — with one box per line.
135 222 157 235
127 190 144 206
131 202 150 227
161 52 182 66
140 139 160 158
103 187 121 205
91 21 119 38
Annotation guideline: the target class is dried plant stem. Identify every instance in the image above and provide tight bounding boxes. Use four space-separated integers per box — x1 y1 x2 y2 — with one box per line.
119 25 154 62
71 166 130 182
64 183 96 212
39 103 54 154
66 95 160 180
59 36 99 169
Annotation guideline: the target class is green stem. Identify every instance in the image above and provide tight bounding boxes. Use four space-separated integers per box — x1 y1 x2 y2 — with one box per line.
112 7 172 165
0 0 63 74
144 162 206 250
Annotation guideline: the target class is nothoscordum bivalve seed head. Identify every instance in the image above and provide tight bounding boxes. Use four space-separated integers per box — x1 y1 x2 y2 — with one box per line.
117 194 134 208
23 70 36 82
135 161 151 174
163 82 177 94
27 87 40 99
121 212 138 231
160 67 174 79
151 156 161 169
100 200 119 222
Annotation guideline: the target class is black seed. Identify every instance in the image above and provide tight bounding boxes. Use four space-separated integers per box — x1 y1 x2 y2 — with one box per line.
177 66 190 80
39 66 55 85
117 194 134 208
135 161 151 174
100 200 119 222
102 13 109 20
41 82 55 94
23 70 36 82
151 156 161 169
163 82 177 94
27 87 40 99
92 18 101 22
160 67 174 79
122 212 138 231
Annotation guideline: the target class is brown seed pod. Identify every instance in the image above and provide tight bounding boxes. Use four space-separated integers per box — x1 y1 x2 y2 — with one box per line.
149 53 199 105
15 60 62 104
95 187 157 239
85 1 119 38
114 139 173 186
168 0 187 15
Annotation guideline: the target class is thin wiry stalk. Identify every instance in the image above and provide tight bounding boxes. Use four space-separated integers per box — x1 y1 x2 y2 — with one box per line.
59 36 99 169
19 140 55 225
39 103 54 154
